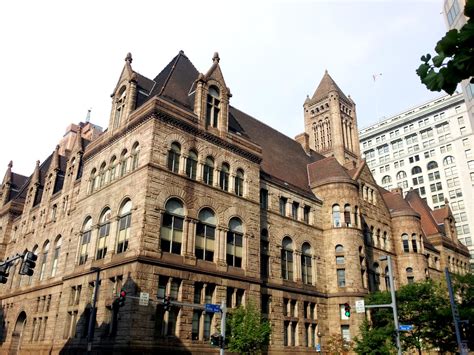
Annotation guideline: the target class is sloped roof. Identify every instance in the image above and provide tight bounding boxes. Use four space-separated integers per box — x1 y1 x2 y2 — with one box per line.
229 106 323 196
307 156 353 186
431 207 449 224
311 71 350 104
405 189 442 236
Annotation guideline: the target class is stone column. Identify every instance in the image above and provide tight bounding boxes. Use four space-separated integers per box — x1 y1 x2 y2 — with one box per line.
294 251 302 282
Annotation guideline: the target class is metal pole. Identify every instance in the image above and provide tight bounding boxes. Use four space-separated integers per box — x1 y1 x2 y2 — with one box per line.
87 267 100 353
445 268 467 355
387 256 402 355
220 300 226 355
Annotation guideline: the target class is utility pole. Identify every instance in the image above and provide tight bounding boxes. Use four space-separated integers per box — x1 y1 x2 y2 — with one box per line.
220 300 226 355
366 255 401 355
445 268 468 355
87 267 101 353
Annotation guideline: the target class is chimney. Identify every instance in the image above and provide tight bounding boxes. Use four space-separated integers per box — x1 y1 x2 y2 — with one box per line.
295 132 310 155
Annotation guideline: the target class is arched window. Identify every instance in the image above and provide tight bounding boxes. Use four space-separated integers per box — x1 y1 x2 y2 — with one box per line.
382 175 392 184
167 143 180 173
402 233 409 253
97 208 111 259
226 218 243 268
203 156 214 185
39 241 50 281
235 169 244 197
384 266 390 290
161 198 184 255
344 204 351 227
117 200 132 253
332 204 341 227
406 267 414 284
383 231 388 250
354 206 359 227
335 244 344 253
411 166 422 175
114 86 126 128
372 262 381 291
89 168 97 193
443 156 455 166
196 208 216 262
281 237 294 281
99 162 106 188
51 236 62 277
219 163 230 191
411 234 418 253
206 85 220 128
185 150 198 180
79 218 92 265
396 171 407 180
301 243 312 285
427 161 438 170
120 149 128 177
131 142 140 170
109 156 117 182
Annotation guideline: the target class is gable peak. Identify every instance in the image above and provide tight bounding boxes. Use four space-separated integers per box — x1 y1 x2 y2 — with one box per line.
125 52 133 64
212 52 220 63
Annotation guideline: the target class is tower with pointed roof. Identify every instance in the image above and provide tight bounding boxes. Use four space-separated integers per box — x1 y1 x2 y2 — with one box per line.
303 71 361 167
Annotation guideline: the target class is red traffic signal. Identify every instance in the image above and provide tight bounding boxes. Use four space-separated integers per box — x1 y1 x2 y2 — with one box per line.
118 289 126 307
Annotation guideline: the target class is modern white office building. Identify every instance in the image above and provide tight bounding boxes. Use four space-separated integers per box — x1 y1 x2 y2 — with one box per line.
360 93 474 269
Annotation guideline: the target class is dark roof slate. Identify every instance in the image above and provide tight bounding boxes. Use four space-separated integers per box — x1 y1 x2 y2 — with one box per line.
307 156 353 186
311 71 350 104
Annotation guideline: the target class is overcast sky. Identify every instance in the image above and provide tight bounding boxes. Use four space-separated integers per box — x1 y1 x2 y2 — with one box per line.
0 0 450 177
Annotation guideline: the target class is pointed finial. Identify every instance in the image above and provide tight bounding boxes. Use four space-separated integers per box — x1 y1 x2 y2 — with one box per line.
86 109 91 123
8 161 12 169
125 52 133 64
212 52 220 63
444 197 449 205
179 50 184 55
325 69 328 74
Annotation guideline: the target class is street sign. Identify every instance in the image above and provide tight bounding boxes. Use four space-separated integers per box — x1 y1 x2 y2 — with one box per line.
139 292 149 306
399 324 413 331
355 300 365 313
205 303 221 313
316 344 321 352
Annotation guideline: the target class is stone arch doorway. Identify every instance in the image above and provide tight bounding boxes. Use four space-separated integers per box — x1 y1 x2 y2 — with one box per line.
9 311 26 355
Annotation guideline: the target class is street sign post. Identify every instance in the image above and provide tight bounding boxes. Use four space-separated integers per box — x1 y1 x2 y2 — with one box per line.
205 303 221 313
399 324 413 331
355 300 365 313
139 292 149 306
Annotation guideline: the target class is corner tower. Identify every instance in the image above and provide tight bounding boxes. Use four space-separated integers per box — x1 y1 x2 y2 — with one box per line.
303 71 361 166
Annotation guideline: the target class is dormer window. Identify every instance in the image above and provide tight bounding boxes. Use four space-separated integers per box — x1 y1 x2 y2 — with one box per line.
114 86 127 129
206 86 220 128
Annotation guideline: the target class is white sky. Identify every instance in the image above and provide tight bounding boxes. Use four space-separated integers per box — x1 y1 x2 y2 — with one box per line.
0 0 450 177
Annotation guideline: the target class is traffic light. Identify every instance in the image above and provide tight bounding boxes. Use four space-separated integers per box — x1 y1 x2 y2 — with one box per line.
163 296 171 311
19 251 37 276
210 333 223 347
344 303 351 317
118 289 126 307
0 264 9 284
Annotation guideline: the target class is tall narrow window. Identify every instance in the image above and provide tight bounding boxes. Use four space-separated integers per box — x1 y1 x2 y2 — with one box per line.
206 86 220 128
281 237 294 281
96 208 111 259
406 267 414 284
99 162 106 188
261 239 270 278
131 142 140 170
203 156 214 185
344 204 351 227
109 156 117 182
120 149 128 177
167 143 181 173
411 234 418 253
39 241 50 281
337 269 346 287
51 236 61 277
301 243 312 285
117 200 132 253
114 86 126 128
292 201 299 220
260 189 268 210
226 218 243 268
161 199 184 255
332 204 341 227
185 150 198 180
234 169 244 196
402 234 409 253
219 163 230 191
279 197 287 216
196 209 216 262
354 206 359 227
79 218 92 265
303 206 311 224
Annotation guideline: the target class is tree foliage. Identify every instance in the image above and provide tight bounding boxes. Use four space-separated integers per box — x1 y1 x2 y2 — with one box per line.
226 302 271 354
452 273 474 350
354 280 459 355
416 0 474 94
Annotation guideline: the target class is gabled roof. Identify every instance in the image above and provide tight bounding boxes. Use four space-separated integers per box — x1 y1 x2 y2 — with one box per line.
431 207 450 224
310 70 350 104
379 188 419 216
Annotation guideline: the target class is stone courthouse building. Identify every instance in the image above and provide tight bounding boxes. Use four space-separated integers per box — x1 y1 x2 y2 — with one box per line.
0 51 470 354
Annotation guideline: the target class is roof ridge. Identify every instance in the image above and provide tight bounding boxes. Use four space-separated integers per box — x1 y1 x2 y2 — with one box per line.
158 51 184 96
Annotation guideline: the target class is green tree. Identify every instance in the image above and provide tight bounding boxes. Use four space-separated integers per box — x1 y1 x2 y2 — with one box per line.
354 280 456 355
452 273 474 350
325 333 352 355
416 0 474 95
226 302 271 354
